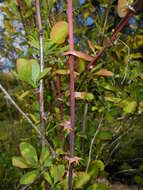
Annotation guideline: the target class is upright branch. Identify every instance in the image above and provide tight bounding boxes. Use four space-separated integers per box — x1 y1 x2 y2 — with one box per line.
35 0 45 145
87 0 143 69
67 0 75 190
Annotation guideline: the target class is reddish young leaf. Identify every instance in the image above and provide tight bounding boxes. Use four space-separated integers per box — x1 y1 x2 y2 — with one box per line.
60 121 73 132
63 50 94 61
95 69 114 77
65 156 82 166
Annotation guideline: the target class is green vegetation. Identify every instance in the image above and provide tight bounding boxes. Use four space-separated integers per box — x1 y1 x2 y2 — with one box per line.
0 0 143 189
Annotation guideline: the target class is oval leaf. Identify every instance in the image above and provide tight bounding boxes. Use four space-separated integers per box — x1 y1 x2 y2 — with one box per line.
12 156 30 169
16 58 32 83
20 142 38 166
50 21 68 44
30 59 40 84
40 146 50 165
16 58 40 86
123 100 137 114
74 172 90 188
63 50 94 61
117 0 129 18
97 131 112 141
20 170 39 185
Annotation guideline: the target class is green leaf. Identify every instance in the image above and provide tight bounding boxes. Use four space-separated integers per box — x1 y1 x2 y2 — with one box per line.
20 170 39 185
20 142 38 166
16 58 40 87
54 69 79 77
89 160 104 178
94 160 104 171
30 59 40 84
16 58 32 83
50 165 65 184
57 165 65 177
50 166 58 184
12 156 30 169
74 172 90 188
37 67 51 81
40 146 50 165
50 21 68 44
43 172 53 185
123 101 137 114
97 131 112 141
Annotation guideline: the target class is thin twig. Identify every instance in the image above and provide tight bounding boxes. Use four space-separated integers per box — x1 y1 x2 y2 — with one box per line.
86 114 104 172
99 0 112 45
82 103 88 152
67 0 75 189
0 83 56 158
36 0 45 146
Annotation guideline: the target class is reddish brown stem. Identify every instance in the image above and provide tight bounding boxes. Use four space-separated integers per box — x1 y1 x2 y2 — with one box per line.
87 0 143 69
67 0 75 190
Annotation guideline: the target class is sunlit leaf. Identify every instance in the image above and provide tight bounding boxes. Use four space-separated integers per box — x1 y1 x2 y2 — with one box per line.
20 170 39 185
16 58 40 86
37 67 52 81
40 146 50 165
105 96 121 103
12 156 30 169
50 165 65 184
74 172 90 188
117 0 130 18
43 172 53 185
50 21 68 44
16 58 32 83
123 100 137 114
30 59 40 84
20 142 38 166
117 0 128 18
18 90 30 100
